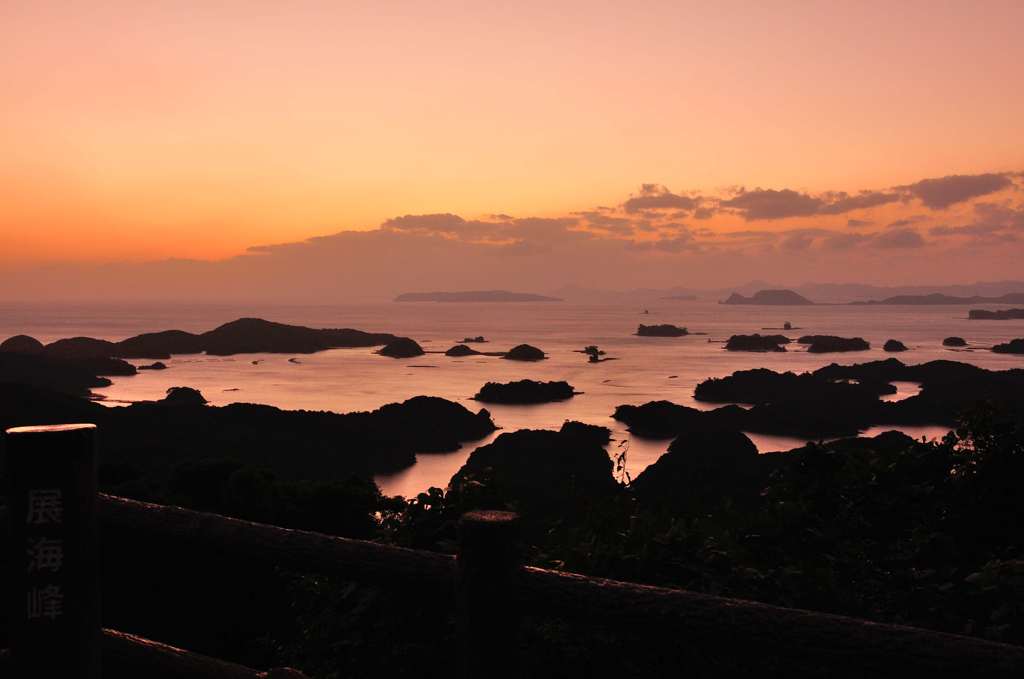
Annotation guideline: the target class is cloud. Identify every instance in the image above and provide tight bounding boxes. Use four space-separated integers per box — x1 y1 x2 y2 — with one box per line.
824 232 871 250
720 188 898 220
887 215 926 228
930 223 1001 237
873 228 926 248
383 213 468 234
719 189 821 220
972 201 1024 230
380 213 582 247
6 169 1024 303
628 235 697 253
928 202 1024 245
574 211 635 235
819 191 900 214
781 232 815 251
721 230 779 240
903 173 1013 209
623 184 699 213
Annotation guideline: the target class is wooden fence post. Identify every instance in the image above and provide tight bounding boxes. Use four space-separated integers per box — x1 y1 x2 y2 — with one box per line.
456 510 521 679
4 424 100 679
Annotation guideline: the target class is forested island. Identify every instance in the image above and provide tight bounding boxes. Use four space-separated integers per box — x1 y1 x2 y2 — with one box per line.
0 318 402 360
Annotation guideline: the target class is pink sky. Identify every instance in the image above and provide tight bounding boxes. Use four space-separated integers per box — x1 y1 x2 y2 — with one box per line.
1 1 1022 296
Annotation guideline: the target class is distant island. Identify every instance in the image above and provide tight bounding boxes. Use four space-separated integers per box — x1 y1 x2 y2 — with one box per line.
394 290 562 302
637 324 689 337
661 294 697 301
853 293 1024 305
722 289 814 305
969 308 1024 320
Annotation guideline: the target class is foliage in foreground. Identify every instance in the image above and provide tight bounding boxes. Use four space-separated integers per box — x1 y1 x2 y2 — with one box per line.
10 403 1023 676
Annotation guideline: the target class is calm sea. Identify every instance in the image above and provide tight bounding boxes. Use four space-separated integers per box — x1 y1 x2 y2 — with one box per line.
2 301 1021 497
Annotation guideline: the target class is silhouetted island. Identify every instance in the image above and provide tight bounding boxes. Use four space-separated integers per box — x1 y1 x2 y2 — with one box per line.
695 367 896 405
725 334 791 352
943 336 968 347
614 358 1024 440
883 339 909 352
0 351 130 397
137 361 168 370
444 344 481 357
502 344 546 361
722 289 814 305
992 338 1024 354
377 337 425 358
202 319 399 356
854 293 1024 305
631 430 760 512
797 335 870 352
0 383 496 480
473 379 576 404
3 318 402 360
0 334 44 355
448 425 617 514
636 324 689 337
969 308 1024 320
162 385 207 406
394 290 562 302
116 329 205 357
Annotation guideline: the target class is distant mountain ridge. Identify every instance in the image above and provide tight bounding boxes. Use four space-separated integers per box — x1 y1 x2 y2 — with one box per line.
394 290 562 302
853 293 1024 306
722 289 814 305
551 280 1024 304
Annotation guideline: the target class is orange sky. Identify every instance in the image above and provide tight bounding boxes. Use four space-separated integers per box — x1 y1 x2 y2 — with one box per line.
2 1 1023 277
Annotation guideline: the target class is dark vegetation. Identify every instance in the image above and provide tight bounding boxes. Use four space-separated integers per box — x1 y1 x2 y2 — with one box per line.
944 336 968 347
636 324 688 337
2 351 1024 676
474 380 576 404
0 383 495 483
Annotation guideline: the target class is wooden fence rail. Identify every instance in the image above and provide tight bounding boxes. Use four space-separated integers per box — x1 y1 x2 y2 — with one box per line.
1 628 306 679
5 424 1024 678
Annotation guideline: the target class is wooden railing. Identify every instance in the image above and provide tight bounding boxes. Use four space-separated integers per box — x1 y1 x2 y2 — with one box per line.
3 424 1024 678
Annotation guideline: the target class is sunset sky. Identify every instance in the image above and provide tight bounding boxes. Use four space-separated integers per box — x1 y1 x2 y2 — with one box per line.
2 1 1022 299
